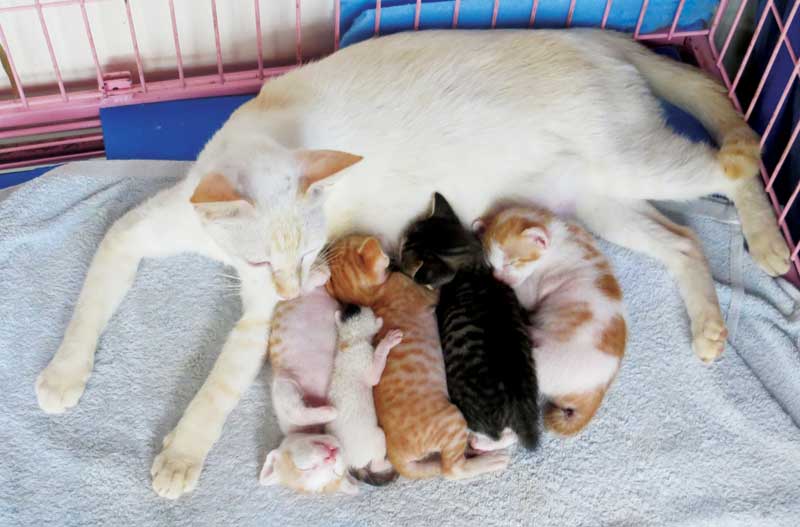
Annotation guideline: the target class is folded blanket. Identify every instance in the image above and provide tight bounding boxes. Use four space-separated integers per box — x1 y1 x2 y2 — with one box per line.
1 160 799 527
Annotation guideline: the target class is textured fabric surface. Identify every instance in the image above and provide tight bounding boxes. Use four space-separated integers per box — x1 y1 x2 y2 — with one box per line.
1 160 799 527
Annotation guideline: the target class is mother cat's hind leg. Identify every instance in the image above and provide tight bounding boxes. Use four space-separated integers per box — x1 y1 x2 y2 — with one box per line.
576 199 726 363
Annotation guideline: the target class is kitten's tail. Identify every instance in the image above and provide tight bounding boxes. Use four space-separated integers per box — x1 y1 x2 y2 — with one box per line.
510 396 541 450
543 386 607 436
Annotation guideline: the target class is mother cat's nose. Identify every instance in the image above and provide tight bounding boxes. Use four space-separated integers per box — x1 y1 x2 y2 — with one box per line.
274 273 300 300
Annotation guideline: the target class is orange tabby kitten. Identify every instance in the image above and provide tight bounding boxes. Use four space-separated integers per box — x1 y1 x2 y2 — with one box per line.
482 206 626 435
326 235 509 479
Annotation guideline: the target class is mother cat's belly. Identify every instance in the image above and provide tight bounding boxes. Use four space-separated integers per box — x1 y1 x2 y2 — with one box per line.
323 162 580 247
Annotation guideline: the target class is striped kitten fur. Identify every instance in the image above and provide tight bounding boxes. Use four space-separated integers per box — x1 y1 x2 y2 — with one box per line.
400 193 540 450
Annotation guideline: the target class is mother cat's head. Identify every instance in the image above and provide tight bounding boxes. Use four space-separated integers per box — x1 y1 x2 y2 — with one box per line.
189 138 361 299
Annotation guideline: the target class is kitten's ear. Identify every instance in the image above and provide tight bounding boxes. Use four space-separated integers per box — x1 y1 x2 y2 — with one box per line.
416 259 456 288
295 150 363 197
340 473 360 495
334 310 343 328
471 218 486 235
259 450 280 486
357 237 388 270
429 192 457 220
522 226 549 249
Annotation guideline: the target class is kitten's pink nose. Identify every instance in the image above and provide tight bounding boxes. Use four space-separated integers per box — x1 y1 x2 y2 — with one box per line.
313 441 339 462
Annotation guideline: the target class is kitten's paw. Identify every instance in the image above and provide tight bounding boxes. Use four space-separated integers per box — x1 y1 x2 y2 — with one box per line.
719 127 761 181
151 447 203 500
692 314 728 364
35 363 90 414
471 450 511 474
746 224 791 276
303 405 338 425
383 329 404 349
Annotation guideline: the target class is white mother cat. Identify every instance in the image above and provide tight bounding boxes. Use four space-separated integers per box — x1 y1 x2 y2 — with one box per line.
35 29 789 499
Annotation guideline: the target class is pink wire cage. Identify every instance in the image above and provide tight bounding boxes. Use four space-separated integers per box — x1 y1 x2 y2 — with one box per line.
0 0 798 281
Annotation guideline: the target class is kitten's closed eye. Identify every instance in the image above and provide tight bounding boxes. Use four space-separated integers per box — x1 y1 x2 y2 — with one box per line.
247 260 271 268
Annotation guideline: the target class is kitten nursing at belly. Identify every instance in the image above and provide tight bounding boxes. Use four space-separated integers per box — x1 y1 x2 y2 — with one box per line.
482 206 627 435
260 264 359 494
326 304 402 478
326 235 510 479
400 193 540 450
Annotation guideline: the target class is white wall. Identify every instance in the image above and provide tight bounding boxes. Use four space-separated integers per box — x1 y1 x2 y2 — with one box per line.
0 0 335 96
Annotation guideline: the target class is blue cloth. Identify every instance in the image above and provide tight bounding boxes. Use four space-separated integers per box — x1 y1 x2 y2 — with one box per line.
339 0 719 47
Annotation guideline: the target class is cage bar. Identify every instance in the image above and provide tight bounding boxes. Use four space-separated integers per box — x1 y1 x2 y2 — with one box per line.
124 0 147 93
529 0 539 27
254 0 264 78
0 0 109 15
492 0 500 29
375 0 382 35
668 0 687 39
414 0 422 30
78 0 103 91
714 0 748 66
167 0 185 88
773 124 800 214
744 2 799 119
0 119 100 141
634 0 649 38
453 0 461 28
0 23 28 107
210 0 225 83
334 0 341 49
760 60 799 151
566 0 576 28
34 0 67 101
601 0 613 28
295 0 303 64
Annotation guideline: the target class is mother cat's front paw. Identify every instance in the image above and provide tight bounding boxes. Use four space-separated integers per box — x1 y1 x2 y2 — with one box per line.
151 433 205 499
35 362 90 414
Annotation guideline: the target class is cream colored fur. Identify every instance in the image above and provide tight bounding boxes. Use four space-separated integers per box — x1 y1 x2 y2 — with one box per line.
35 29 790 499
326 308 401 471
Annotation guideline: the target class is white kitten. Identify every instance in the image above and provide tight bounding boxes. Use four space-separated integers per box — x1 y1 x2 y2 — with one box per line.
326 306 402 472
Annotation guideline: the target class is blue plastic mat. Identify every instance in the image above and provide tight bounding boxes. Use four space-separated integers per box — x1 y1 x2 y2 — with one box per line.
339 0 719 47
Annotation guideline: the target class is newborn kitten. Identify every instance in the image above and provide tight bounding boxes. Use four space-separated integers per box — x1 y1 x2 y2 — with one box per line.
327 305 402 479
261 265 358 494
326 235 509 479
482 206 626 435
400 193 540 451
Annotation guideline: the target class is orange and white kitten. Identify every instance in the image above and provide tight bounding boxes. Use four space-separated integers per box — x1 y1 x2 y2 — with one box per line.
326 235 509 480
482 206 627 435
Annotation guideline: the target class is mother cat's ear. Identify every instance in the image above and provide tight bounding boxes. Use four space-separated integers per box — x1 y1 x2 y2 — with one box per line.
295 150 363 198
190 172 253 219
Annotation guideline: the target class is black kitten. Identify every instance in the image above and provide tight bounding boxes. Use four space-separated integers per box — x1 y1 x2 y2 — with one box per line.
400 193 540 449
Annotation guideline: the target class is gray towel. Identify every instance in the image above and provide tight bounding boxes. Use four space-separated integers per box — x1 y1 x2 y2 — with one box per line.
1 160 799 527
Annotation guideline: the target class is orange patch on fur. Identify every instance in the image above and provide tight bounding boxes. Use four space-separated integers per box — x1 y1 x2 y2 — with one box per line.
190 172 244 203
595 273 622 300
545 302 593 341
597 315 626 358
544 386 607 436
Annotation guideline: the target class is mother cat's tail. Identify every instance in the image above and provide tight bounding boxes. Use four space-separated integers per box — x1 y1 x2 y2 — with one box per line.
597 30 754 148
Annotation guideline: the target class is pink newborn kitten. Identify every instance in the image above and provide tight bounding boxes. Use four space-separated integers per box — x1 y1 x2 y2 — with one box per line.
260 266 358 494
